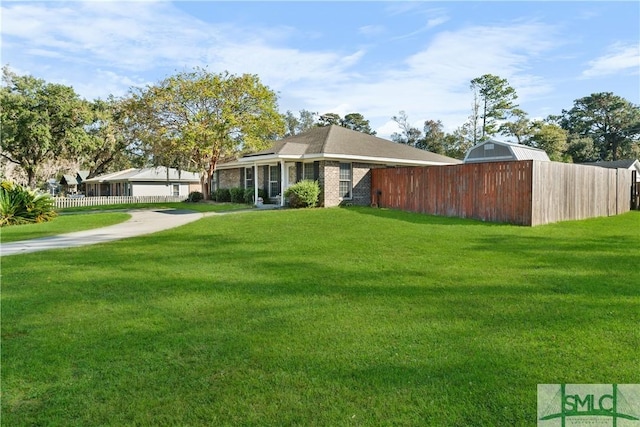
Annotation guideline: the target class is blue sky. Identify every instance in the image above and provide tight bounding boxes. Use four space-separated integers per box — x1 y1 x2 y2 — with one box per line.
2 1 639 139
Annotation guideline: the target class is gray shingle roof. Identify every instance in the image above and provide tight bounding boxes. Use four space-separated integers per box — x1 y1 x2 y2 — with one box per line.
241 125 461 165
84 167 200 183
582 159 639 169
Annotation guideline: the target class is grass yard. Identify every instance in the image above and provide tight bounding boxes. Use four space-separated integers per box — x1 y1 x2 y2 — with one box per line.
0 212 131 243
58 201 249 213
1 207 638 426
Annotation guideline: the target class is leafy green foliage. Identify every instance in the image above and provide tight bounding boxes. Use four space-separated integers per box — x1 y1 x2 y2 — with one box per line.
187 191 204 202
229 187 245 204
0 67 90 187
470 74 519 140
0 181 57 227
82 96 137 178
243 188 254 204
284 180 320 208
559 92 640 161
213 188 231 202
124 68 285 199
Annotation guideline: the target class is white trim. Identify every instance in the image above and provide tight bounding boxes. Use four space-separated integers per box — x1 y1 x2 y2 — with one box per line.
280 160 286 207
253 162 259 206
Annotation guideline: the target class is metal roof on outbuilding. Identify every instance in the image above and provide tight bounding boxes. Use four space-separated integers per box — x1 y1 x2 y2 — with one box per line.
464 139 550 163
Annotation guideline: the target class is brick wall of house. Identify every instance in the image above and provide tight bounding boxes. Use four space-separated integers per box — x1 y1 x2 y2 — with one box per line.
352 162 377 206
218 169 241 189
320 161 385 207
321 161 339 207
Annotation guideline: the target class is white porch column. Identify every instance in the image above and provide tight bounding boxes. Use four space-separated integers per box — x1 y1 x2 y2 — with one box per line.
253 162 259 206
280 160 286 207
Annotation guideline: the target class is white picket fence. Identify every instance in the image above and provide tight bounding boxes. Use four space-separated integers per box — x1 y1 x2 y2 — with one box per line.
55 195 186 209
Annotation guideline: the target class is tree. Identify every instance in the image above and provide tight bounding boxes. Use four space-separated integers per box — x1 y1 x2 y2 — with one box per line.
0 67 90 187
81 96 137 178
283 109 318 136
529 122 568 161
470 74 519 140
559 92 640 161
420 120 446 154
391 111 423 146
125 68 285 199
499 109 532 144
316 112 377 135
317 113 342 127
341 113 376 135
564 135 598 163
443 125 475 160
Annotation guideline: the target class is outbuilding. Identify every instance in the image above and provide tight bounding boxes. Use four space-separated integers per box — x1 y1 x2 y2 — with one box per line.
464 139 550 163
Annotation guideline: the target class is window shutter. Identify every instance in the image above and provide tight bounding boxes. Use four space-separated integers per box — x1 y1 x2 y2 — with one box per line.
313 161 320 180
263 166 269 194
239 168 245 188
296 162 302 181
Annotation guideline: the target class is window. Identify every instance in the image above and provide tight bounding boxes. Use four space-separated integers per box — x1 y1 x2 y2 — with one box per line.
245 167 254 189
303 163 315 181
339 163 352 199
172 184 180 196
269 165 279 197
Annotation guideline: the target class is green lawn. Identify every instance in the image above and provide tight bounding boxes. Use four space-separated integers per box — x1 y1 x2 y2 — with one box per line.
2 208 638 426
58 201 250 213
0 213 131 243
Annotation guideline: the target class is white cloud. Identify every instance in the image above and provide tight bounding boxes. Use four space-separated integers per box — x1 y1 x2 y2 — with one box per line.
286 21 558 137
1 2 561 137
581 42 640 78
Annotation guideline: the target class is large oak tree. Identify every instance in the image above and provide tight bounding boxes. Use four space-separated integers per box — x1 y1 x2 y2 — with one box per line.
125 69 285 198
1 67 90 187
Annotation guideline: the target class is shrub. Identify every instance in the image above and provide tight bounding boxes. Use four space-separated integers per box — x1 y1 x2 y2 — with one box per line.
0 181 57 227
284 180 321 208
243 188 254 204
187 191 204 202
229 187 245 204
213 188 231 203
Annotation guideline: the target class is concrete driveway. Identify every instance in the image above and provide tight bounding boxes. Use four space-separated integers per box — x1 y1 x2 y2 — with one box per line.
1 209 210 257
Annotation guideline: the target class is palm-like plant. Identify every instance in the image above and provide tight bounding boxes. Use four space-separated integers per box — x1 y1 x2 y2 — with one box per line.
0 181 57 227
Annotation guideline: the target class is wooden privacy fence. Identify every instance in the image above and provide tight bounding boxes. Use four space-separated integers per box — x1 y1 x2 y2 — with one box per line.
55 195 186 209
371 161 632 226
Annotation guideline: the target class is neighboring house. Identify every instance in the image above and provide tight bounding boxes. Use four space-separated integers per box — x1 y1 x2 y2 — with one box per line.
214 125 461 207
464 139 550 163
83 167 200 197
582 159 640 182
59 170 90 195
59 174 80 194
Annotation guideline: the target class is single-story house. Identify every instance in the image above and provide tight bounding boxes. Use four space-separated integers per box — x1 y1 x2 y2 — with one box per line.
59 174 79 194
59 170 89 195
582 159 640 182
464 139 550 163
214 125 462 207
84 167 200 197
